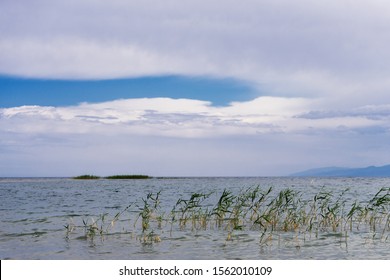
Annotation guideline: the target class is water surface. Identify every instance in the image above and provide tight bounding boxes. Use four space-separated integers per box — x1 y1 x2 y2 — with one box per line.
0 177 389 259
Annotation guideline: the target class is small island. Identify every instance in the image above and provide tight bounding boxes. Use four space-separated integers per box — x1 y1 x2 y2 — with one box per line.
72 175 101 180
72 174 151 180
105 175 150 179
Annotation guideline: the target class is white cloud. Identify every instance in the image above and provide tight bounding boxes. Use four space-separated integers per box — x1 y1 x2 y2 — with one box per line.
2 97 390 176
0 97 308 138
2 97 390 138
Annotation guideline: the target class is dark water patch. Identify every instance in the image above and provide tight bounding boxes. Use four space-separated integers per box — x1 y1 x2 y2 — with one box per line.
166 236 188 241
105 205 122 210
75 235 88 240
2 231 48 238
63 214 84 218
7 218 29 223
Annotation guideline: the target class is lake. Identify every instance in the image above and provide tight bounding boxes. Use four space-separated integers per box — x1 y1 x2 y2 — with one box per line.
0 177 389 259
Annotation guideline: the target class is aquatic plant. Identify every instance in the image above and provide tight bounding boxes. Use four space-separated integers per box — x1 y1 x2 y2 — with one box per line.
65 186 390 245
174 192 211 229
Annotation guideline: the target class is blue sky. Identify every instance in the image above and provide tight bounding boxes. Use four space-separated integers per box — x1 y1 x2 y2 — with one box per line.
0 75 256 107
1 0 390 177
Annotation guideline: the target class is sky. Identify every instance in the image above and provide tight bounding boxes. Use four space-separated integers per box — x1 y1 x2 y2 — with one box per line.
1 0 390 177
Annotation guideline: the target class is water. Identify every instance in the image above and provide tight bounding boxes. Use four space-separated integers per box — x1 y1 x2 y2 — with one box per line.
0 177 389 259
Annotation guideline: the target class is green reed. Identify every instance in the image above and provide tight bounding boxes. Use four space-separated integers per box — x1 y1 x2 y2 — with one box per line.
65 186 390 244
173 192 211 230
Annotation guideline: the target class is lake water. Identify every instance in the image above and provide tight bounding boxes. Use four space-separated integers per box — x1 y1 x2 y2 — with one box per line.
0 177 389 259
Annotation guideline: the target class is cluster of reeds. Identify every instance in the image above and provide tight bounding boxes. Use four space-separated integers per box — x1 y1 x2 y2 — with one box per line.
65 186 390 245
72 174 150 180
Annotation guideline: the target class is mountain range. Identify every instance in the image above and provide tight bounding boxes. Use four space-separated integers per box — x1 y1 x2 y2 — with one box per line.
291 164 390 177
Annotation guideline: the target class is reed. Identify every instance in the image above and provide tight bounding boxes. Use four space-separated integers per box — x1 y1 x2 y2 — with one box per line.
174 192 211 230
65 186 390 245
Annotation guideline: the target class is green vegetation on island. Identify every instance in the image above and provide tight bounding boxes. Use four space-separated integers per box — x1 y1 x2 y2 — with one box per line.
72 175 101 180
105 175 150 179
72 174 151 180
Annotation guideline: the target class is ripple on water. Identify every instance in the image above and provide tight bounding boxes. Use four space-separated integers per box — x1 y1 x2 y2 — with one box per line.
0 177 389 259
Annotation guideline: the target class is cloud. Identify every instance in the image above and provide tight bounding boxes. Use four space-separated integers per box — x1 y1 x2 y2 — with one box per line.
0 38 192 79
1 97 390 177
297 104 390 120
2 97 390 138
2 1 390 175
2 0 390 107
0 97 312 138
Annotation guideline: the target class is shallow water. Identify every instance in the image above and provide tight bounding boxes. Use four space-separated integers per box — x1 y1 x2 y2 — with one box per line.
0 177 389 259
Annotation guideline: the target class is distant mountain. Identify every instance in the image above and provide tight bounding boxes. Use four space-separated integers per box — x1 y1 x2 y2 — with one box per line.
291 164 390 177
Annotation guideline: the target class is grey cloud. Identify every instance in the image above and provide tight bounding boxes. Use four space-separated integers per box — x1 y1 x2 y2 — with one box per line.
295 110 344 120
140 111 212 124
75 115 119 122
352 126 389 135
296 105 390 120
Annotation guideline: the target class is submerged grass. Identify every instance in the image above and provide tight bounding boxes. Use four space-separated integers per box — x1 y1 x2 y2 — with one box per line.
65 186 390 245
